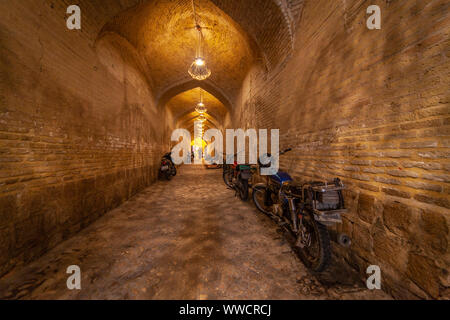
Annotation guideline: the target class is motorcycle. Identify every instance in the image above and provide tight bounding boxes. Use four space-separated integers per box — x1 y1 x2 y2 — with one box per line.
159 152 177 180
252 148 348 272
222 153 254 201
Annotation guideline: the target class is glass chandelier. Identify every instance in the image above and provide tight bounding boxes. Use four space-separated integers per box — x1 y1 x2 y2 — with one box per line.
188 1 211 81
195 89 207 114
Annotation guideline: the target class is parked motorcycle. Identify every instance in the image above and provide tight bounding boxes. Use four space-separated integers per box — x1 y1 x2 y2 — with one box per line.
222 163 233 188
163 153 177 176
222 153 253 201
159 152 177 180
252 148 348 272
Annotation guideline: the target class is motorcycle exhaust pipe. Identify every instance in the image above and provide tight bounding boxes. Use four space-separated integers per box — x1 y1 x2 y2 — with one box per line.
337 233 351 247
329 229 352 248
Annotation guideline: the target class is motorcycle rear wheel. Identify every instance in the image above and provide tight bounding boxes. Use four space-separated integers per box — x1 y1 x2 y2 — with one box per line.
159 170 172 181
252 186 273 215
297 213 331 272
170 163 177 176
223 168 233 188
238 179 249 201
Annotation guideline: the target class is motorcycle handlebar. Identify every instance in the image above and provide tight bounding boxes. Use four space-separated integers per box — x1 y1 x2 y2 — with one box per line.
280 148 292 155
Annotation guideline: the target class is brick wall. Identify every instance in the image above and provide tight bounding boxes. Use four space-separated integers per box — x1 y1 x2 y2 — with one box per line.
0 0 169 276
211 0 294 71
233 0 449 299
1 0 448 299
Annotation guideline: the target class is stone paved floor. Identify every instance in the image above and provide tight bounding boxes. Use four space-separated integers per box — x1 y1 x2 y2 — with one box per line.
0 166 391 300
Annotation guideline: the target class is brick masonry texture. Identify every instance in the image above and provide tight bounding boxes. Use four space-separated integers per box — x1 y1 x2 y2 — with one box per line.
0 0 449 300
231 0 449 299
0 1 172 276
0 166 391 300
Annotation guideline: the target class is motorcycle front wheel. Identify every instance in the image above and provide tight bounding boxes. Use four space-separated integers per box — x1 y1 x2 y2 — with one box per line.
297 212 331 272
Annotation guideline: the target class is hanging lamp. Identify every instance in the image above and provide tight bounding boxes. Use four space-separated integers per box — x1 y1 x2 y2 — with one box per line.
195 89 207 114
188 0 211 80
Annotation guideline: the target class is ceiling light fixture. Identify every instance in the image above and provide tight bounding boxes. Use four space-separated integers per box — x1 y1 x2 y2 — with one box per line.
195 89 207 114
188 0 211 81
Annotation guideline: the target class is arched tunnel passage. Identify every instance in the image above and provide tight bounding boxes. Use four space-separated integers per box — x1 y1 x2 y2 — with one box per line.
165 87 229 134
0 0 449 301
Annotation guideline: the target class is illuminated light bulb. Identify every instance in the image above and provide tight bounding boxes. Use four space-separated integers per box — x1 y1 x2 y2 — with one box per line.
195 58 205 66
195 102 207 114
188 58 211 81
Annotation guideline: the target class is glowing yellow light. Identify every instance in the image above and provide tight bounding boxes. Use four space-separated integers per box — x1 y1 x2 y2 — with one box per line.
191 138 206 147
188 8 211 80
195 58 205 66
189 59 211 80
195 89 208 114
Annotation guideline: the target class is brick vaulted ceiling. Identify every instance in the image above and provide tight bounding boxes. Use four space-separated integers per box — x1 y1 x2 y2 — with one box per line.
167 87 227 134
167 88 227 122
98 0 302 129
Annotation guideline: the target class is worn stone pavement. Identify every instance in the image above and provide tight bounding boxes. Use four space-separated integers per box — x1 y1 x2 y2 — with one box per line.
0 166 391 300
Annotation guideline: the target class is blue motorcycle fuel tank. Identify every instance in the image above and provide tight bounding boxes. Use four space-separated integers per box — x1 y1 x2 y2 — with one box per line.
270 171 293 185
